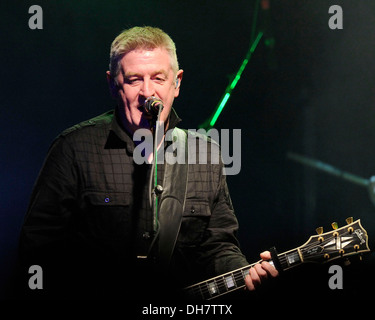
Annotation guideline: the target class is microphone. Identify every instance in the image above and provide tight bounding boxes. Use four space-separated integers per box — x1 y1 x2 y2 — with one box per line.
144 96 164 117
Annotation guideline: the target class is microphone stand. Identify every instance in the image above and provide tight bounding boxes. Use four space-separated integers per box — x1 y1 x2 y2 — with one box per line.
148 107 164 235
140 108 164 262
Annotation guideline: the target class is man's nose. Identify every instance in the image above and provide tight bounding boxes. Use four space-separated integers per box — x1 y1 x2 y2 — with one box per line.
140 79 155 98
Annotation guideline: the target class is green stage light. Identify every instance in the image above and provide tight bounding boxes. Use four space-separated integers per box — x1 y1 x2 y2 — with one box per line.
204 31 263 128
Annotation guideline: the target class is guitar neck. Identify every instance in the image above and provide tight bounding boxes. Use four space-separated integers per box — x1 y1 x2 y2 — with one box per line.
184 247 302 300
184 218 370 300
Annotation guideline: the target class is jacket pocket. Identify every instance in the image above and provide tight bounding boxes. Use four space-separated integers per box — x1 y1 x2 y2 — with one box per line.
178 200 211 245
80 191 131 239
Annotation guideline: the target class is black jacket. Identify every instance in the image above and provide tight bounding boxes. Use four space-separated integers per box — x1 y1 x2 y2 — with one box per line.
19 109 248 299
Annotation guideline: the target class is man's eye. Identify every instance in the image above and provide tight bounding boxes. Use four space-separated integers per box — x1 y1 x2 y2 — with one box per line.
125 78 140 84
153 77 166 82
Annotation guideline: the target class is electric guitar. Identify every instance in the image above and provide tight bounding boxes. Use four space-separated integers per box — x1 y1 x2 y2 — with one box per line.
184 218 370 300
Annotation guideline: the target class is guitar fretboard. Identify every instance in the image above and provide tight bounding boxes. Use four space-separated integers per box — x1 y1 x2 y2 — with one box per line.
183 219 370 300
184 248 302 300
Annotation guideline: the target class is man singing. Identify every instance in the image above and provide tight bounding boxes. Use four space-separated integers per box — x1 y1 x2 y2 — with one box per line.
19 26 278 300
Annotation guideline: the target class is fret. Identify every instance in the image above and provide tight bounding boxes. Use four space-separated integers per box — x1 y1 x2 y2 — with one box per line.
185 265 251 299
200 282 210 299
206 280 219 297
216 277 226 294
185 252 301 299
185 284 203 300
239 267 250 285
278 249 302 270
223 274 236 290
186 249 304 300
287 251 300 265
197 284 204 299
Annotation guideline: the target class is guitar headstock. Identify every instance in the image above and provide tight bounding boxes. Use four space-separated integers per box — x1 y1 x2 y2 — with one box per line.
300 218 370 264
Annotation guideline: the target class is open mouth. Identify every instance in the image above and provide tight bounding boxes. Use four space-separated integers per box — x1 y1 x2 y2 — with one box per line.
138 105 146 112
138 104 153 120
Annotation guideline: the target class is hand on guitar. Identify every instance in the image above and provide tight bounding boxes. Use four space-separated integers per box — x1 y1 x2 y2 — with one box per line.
244 251 279 291
184 219 369 299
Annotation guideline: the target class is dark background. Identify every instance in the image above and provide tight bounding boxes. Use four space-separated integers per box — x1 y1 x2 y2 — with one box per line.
1 0 375 300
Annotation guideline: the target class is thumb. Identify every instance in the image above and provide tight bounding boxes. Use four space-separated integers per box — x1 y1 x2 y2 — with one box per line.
260 251 272 261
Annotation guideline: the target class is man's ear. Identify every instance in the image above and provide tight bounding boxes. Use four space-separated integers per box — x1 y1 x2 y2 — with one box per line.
106 71 118 99
174 69 184 98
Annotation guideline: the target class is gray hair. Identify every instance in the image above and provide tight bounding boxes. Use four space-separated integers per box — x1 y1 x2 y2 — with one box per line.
109 26 179 80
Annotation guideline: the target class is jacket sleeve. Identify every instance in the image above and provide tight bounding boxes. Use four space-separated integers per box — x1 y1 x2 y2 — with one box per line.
174 142 249 286
19 134 80 268
200 164 249 276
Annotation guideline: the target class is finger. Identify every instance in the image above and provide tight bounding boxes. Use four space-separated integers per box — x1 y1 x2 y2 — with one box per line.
244 274 255 291
260 250 272 261
254 263 267 279
249 266 262 287
261 261 279 278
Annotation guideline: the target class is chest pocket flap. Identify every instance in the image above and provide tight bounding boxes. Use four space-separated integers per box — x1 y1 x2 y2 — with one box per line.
83 191 130 206
178 200 211 245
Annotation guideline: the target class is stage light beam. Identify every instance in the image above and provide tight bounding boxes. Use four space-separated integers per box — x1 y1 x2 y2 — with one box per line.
205 31 263 129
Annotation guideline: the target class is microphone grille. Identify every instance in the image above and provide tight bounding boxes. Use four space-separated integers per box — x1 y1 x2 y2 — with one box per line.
145 96 163 112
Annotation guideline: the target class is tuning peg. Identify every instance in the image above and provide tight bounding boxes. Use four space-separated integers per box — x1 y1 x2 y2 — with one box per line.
347 217 354 233
316 227 324 242
331 222 338 230
346 217 353 224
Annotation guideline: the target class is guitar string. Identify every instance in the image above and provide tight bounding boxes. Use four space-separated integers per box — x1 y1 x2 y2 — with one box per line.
300 230 352 256
190 268 249 298
189 229 359 298
191 266 261 298
195 245 331 298
191 254 293 298
193 248 321 298
196 252 320 298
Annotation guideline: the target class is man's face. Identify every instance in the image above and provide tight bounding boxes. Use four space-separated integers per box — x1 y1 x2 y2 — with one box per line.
108 47 183 133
